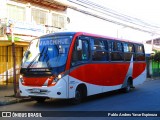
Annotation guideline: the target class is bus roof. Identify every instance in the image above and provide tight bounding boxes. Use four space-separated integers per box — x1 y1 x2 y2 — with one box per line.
41 32 76 38
41 32 143 44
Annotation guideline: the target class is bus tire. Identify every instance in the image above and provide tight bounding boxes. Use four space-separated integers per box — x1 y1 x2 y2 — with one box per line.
32 97 46 103
71 88 82 105
123 79 132 93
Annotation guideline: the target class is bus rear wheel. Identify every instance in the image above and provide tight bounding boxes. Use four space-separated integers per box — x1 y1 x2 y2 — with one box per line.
123 80 132 93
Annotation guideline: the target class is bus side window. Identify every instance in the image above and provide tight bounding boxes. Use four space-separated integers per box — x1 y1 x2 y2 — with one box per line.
135 44 145 61
110 41 123 61
72 38 90 66
123 43 136 61
92 39 109 61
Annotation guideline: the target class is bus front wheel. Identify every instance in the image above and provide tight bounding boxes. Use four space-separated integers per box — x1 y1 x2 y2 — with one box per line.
71 88 82 105
32 97 46 103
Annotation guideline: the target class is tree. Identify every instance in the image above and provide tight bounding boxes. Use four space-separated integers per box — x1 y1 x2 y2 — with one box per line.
151 52 160 76
153 52 160 62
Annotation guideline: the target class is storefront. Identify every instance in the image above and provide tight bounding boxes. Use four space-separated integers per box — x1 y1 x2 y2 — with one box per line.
0 41 29 85
0 0 67 86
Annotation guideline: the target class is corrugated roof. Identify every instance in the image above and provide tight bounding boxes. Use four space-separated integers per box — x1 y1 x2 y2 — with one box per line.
11 0 67 11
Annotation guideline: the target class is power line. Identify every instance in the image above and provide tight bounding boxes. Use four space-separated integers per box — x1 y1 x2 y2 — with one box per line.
73 0 160 30
67 0 160 35
77 0 160 29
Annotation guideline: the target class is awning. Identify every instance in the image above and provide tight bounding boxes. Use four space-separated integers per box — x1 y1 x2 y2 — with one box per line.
11 0 67 11
0 40 29 47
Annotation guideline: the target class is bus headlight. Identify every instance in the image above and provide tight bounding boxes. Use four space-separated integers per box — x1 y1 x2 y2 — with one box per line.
19 74 24 84
58 74 62 79
20 74 23 79
53 72 64 83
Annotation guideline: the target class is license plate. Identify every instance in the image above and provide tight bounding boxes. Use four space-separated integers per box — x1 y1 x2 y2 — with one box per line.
31 88 40 93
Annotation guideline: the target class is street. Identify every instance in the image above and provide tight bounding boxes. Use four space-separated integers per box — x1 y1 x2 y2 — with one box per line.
0 79 160 120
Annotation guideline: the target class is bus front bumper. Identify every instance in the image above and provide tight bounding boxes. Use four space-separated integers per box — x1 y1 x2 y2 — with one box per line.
19 78 68 99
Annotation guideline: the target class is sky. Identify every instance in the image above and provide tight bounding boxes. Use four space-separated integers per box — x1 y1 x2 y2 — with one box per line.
94 0 160 26
68 0 160 42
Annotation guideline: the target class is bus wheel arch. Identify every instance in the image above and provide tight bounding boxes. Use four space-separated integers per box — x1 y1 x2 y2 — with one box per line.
123 77 133 93
71 83 87 104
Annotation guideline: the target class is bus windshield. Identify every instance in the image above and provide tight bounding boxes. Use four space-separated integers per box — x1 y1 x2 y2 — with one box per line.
21 35 73 71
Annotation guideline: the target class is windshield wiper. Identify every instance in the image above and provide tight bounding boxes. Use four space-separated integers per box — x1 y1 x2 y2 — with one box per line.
26 53 40 70
27 46 46 70
38 47 52 70
26 47 53 71
43 53 52 70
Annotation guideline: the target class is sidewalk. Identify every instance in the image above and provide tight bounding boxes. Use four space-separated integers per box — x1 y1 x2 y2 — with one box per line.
146 77 160 81
0 83 31 106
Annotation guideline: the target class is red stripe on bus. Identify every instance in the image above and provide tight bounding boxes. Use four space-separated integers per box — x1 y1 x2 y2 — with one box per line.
132 62 146 79
23 77 48 86
69 63 146 86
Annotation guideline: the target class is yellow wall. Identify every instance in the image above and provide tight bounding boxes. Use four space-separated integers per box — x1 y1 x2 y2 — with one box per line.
0 46 27 85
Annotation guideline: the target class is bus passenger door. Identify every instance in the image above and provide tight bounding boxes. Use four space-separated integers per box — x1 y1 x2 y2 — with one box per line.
69 36 90 98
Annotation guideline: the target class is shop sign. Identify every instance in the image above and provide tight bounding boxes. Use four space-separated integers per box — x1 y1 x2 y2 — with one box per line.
6 20 45 36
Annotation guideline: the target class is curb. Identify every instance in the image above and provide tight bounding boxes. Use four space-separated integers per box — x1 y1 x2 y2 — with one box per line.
0 97 32 106
146 77 160 81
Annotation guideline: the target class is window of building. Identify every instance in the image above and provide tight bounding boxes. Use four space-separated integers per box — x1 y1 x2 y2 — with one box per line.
52 13 65 28
31 8 47 25
59 15 65 28
7 4 25 22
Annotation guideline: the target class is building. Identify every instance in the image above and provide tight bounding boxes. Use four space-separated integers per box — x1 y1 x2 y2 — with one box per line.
0 0 157 86
146 38 160 77
146 38 160 51
146 38 160 46
0 0 67 85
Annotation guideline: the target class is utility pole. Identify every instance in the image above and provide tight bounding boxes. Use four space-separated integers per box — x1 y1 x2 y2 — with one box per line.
10 23 17 96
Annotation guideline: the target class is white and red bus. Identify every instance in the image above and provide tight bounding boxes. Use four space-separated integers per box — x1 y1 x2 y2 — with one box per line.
19 32 146 104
